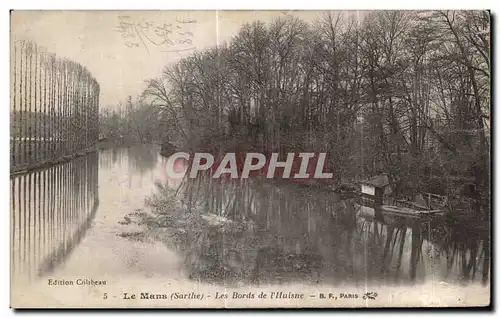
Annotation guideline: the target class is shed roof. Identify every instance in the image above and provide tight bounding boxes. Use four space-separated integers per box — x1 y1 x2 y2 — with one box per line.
360 174 390 188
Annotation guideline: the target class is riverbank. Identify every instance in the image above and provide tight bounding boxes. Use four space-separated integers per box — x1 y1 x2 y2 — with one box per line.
10 146 98 177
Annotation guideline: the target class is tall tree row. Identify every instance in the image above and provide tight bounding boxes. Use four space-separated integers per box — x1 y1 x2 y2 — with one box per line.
10 40 100 172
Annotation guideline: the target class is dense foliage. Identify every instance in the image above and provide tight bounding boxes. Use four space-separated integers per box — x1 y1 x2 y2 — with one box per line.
106 11 491 204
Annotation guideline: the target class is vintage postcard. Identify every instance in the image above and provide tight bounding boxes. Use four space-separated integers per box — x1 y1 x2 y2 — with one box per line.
9 10 491 308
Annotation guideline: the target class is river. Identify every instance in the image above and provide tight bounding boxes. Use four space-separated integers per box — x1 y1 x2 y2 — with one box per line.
10 144 490 307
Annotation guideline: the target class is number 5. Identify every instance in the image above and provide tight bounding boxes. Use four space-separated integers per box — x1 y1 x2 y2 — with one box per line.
103 293 108 299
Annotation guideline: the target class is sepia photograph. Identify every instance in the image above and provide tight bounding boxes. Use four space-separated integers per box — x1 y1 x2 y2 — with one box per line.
9 9 491 308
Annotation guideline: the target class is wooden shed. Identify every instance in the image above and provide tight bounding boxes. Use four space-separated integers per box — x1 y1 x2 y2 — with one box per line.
360 173 393 204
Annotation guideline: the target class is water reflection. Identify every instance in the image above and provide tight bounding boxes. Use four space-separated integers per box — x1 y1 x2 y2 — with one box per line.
99 145 159 183
10 152 99 282
10 144 488 289
149 172 489 287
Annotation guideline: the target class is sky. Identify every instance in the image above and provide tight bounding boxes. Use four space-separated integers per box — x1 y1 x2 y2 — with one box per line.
11 10 359 109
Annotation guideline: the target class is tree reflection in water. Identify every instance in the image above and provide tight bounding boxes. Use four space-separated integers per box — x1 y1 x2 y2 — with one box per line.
135 173 489 287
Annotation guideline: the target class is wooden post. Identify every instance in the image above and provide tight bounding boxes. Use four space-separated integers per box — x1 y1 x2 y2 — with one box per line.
33 44 38 164
12 41 17 170
21 41 26 167
43 50 48 163
27 42 33 167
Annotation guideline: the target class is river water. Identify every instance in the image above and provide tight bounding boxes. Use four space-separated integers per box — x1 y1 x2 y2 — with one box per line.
10 145 490 307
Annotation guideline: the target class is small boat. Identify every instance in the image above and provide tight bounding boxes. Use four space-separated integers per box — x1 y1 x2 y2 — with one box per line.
381 205 445 218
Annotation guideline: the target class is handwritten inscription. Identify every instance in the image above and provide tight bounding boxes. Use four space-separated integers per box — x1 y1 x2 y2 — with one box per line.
115 16 197 54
